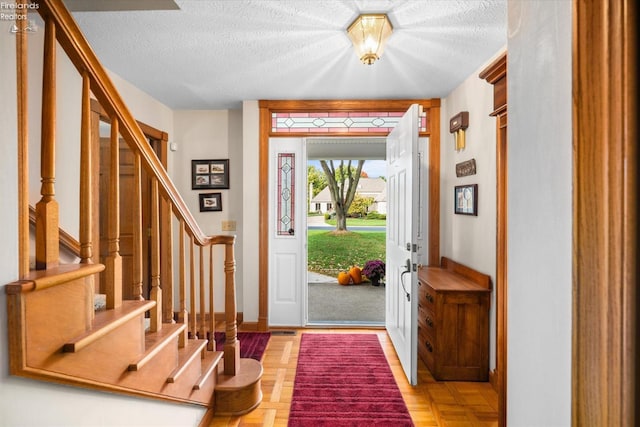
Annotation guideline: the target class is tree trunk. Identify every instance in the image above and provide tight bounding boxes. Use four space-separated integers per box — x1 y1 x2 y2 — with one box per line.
335 209 347 231
319 160 365 232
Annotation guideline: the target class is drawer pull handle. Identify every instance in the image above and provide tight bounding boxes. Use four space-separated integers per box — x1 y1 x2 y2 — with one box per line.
425 340 433 353
426 317 434 327
426 293 434 303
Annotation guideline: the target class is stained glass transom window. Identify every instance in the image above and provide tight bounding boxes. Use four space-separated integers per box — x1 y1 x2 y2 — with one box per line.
272 111 427 134
277 153 295 236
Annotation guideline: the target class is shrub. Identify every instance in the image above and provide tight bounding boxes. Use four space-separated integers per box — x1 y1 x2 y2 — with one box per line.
367 212 386 220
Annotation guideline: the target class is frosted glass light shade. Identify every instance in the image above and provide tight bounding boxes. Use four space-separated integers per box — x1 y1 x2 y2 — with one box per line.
347 14 393 65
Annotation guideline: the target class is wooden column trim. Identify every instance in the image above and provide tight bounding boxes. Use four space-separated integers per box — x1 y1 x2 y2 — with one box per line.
572 0 636 425
428 106 441 266
479 51 507 427
257 105 270 331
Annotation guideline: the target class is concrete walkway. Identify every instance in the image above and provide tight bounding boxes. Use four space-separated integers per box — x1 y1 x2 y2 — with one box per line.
306 214 327 226
308 271 337 283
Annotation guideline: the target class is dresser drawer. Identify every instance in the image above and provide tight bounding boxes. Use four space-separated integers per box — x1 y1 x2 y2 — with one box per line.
418 326 435 371
418 280 436 311
418 304 436 335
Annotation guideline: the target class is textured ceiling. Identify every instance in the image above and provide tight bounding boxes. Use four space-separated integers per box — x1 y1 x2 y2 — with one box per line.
66 0 507 110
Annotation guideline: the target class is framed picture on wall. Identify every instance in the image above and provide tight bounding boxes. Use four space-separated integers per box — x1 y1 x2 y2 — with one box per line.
199 193 222 212
454 184 478 216
192 159 229 189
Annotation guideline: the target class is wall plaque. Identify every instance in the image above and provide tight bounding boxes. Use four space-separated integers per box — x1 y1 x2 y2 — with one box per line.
456 159 476 177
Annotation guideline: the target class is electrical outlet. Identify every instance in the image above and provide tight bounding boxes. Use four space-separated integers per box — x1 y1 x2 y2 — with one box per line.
221 220 236 231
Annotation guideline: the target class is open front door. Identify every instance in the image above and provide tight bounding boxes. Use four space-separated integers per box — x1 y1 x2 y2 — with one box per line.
386 104 422 385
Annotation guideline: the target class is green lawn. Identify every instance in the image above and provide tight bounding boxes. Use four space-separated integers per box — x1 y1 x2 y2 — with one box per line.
307 230 385 277
324 218 387 227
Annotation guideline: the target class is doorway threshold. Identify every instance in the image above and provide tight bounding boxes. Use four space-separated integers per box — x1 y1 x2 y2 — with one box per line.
306 321 385 329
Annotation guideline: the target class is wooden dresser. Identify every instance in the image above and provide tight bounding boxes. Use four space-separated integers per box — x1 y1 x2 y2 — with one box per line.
417 257 491 381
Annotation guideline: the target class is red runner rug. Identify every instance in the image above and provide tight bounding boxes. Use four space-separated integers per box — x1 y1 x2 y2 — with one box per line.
288 334 414 426
213 331 270 361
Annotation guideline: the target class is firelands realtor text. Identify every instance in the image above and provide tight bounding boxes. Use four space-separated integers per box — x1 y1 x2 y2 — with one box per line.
1 2 39 21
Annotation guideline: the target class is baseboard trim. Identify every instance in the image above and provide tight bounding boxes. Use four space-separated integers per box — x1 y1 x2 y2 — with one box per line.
489 369 498 391
214 312 243 325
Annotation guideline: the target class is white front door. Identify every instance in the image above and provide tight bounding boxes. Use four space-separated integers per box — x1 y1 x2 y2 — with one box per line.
268 138 306 326
386 104 422 385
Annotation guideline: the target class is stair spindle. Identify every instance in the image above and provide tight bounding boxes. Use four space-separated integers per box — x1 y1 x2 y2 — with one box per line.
178 220 188 347
132 153 144 300
189 234 197 338
161 200 174 324
208 245 215 351
79 72 93 264
16 7 29 278
35 16 59 270
199 246 206 340
149 177 162 332
104 116 122 309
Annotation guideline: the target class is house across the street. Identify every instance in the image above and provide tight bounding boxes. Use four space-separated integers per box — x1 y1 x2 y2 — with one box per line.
310 177 387 214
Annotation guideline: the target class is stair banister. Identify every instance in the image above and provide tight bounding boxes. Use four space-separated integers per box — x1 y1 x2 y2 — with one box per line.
7 0 260 414
36 0 207 247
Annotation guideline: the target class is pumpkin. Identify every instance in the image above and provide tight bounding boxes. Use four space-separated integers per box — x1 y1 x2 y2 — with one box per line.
337 271 351 285
349 266 362 284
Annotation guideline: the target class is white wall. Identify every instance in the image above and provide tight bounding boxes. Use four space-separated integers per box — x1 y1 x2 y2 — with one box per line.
26 27 82 238
440 50 503 371
171 109 244 313
241 101 260 323
0 14 206 426
507 0 572 425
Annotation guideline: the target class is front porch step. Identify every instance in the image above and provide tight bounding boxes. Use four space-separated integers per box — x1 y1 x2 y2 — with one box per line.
214 358 263 415
63 300 155 353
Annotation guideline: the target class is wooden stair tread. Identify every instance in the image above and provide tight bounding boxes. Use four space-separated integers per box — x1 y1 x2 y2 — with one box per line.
63 300 155 353
167 338 207 383
193 350 223 390
128 323 186 371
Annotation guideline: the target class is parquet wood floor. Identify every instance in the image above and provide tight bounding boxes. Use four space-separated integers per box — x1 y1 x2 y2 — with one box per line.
209 328 498 427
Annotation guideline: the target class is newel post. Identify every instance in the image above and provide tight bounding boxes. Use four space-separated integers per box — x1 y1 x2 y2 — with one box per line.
223 238 239 375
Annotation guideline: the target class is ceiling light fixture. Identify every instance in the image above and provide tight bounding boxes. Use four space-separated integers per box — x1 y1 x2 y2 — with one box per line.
347 13 393 65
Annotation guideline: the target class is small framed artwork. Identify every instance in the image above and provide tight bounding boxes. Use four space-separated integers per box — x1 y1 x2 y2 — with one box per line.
454 184 478 216
199 193 222 212
192 159 230 189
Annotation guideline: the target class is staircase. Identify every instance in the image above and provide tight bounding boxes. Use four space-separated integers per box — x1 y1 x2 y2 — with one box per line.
6 0 261 418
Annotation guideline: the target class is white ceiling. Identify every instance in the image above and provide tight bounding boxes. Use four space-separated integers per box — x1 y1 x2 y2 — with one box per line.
65 0 507 110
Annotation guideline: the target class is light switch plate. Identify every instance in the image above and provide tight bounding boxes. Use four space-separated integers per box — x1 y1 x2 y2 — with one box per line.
221 220 236 231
